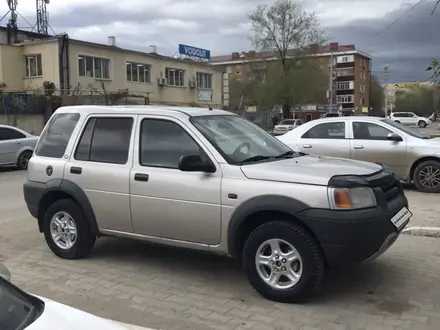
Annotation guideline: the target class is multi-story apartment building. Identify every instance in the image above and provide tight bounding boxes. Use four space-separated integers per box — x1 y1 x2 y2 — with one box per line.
209 44 372 119
0 27 223 108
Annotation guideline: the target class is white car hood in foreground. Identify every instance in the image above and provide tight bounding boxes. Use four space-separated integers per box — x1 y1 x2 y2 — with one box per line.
240 154 382 185
28 296 153 330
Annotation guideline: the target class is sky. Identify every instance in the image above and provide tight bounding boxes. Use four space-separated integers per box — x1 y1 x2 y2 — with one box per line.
0 0 438 83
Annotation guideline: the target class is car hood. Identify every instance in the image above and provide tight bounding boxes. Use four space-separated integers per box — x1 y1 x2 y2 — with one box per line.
240 154 382 186
28 296 152 330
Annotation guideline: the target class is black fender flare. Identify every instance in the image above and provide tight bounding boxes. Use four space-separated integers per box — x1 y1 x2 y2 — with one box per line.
227 195 309 259
39 179 99 235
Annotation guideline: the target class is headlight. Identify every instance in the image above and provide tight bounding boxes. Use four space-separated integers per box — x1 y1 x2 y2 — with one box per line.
328 187 376 210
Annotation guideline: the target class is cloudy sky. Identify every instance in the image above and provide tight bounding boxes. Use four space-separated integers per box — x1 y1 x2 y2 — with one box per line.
0 0 438 83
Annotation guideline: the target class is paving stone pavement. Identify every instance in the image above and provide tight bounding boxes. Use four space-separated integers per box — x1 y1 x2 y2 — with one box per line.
1 169 440 330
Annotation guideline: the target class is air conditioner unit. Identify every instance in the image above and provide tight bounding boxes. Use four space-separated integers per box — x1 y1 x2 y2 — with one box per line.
158 77 167 86
189 80 197 88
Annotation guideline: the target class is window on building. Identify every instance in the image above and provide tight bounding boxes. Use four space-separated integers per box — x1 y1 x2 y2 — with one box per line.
126 62 151 83
75 117 133 164
336 95 353 103
342 56 348 62
78 55 110 79
196 72 212 89
337 82 350 90
25 54 42 77
302 122 346 139
360 85 365 93
165 68 185 87
337 68 354 76
140 119 202 169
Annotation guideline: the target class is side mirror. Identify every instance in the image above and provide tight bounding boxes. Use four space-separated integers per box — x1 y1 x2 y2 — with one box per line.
387 133 403 142
178 154 215 173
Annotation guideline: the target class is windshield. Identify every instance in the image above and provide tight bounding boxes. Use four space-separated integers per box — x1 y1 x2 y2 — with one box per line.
0 278 43 330
381 119 430 139
190 115 298 164
279 120 294 125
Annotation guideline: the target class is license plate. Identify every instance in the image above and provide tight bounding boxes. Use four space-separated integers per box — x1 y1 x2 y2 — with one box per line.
390 207 412 228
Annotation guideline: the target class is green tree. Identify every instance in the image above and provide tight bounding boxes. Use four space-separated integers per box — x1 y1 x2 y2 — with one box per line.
394 85 440 116
370 75 384 116
426 58 440 81
248 0 327 118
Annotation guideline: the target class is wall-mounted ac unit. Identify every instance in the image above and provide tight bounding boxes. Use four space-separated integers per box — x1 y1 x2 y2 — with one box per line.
158 77 167 86
189 80 197 88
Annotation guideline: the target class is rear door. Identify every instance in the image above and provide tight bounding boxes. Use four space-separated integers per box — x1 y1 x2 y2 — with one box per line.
63 115 136 233
297 121 350 158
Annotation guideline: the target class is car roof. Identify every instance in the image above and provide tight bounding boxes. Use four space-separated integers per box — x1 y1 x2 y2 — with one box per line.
54 105 235 118
302 116 385 125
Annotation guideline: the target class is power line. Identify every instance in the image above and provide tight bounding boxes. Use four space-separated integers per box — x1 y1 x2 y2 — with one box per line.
432 0 440 14
375 0 426 36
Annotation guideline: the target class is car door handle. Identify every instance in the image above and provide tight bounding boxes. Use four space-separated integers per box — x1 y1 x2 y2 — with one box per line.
70 166 82 174
14 141 20 144
353 145 364 149
134 173 149 182
302 144 312 148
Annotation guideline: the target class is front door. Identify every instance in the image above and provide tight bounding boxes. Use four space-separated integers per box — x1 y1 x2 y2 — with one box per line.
350 121 407 178
0 127 26 165
129 116 222 245
298 121 351 158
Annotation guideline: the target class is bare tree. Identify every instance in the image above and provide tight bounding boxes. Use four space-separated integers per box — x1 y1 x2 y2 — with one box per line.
248 0 327 118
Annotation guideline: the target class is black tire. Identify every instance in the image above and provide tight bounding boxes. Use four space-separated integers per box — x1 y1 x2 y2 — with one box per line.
43 199 96 259
242 220 324 303
413 160 440 193
418 120 427 128
17 150 32 170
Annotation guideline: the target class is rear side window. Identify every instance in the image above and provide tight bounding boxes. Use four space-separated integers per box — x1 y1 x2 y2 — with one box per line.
35 113 80 158
0 128 25 140
302 122 345 139
75 117 133 164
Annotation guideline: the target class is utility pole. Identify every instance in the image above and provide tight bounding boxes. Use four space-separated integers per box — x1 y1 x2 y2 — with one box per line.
384 65 389 117
328 50 334 113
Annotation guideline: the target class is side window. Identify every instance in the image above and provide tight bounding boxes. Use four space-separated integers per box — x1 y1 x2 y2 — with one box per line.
74 117 133 164
0 128 25 140
302 122 346 139
140 119 202 169
393 113 403 117
35 113 80 158
353 122 392 140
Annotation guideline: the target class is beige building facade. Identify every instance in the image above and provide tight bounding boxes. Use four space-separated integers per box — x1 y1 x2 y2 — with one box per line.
0 28 223 108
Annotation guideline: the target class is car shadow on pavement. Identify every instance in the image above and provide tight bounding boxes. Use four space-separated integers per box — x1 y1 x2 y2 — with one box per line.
0 166 18 173
83 237 410 306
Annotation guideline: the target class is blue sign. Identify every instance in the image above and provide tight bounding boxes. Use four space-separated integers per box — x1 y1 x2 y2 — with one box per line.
178 44 211 60
324 105 339 111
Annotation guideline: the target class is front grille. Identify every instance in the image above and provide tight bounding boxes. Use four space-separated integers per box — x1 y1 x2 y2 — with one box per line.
365 170 401 201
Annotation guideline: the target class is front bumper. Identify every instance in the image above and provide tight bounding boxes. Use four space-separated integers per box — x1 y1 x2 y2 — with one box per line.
296 190 410 267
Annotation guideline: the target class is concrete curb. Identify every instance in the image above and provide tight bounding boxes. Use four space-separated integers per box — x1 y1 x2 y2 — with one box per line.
402 226 440 238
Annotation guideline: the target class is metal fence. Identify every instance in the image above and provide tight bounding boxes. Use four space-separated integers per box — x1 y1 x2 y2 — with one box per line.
0 93 45 115
244 111 272 130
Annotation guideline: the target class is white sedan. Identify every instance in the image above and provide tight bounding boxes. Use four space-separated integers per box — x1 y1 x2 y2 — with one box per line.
0 271 153 330
0 125 39 169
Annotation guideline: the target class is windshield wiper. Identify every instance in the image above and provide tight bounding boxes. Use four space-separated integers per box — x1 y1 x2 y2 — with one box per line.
275 150 306 158
240 155 272 164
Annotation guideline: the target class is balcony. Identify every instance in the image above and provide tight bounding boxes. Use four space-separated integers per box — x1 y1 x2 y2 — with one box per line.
336 94 354 104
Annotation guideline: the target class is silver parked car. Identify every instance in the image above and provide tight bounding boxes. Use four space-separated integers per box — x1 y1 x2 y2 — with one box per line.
278 116 440 193
273 119 303 134
0 125 38 169
24 106 411 303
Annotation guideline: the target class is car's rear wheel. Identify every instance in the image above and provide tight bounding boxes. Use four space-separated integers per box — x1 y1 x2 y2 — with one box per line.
43 199 96 259
413 160 440 193
418 120 427 128
17 150 32 170
242 220 324 303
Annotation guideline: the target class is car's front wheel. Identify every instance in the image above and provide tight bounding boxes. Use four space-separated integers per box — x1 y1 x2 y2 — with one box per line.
43 199 96 259
418 120 427 128
242 220 324 303
413 160 440 193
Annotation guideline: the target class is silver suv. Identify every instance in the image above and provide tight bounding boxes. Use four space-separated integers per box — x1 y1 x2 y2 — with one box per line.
23 106 411 303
